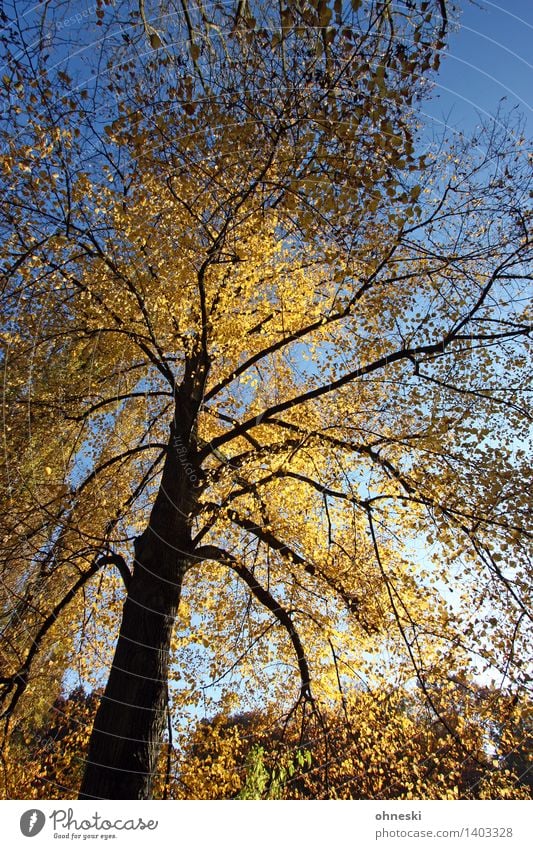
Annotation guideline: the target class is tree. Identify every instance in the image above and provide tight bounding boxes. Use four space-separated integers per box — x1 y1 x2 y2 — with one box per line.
0 688 100 800
0 0 531 799
173 687 532 800
3 684 529 801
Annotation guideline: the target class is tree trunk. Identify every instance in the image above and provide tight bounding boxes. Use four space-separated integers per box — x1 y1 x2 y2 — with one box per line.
79 414 198 799
78 552 185 799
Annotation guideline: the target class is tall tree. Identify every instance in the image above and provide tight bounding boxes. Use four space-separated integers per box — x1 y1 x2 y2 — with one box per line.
1 0 531 799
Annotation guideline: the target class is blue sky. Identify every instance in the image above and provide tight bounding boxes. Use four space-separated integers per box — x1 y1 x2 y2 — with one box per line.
423 0 532 137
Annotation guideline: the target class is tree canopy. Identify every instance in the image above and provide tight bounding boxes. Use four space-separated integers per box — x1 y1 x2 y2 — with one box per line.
0 0 531 799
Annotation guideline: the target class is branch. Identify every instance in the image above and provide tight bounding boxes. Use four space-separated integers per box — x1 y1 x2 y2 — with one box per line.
220 510 368 622
75 442 167 497
192 544 312 700
99 552 132 591
365 505 486 766
204 242 400 405
199 336 462 460
0 553 131 724
78 234 176 388
62 390 174 423
138 0 165 47
438 0 448 41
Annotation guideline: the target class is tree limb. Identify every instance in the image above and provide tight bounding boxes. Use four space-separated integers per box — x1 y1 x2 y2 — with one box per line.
192 544 312 700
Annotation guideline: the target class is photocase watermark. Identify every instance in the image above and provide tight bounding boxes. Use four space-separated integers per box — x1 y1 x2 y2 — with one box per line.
51 808 158 834
19 808 159 839
57 0 116 31
20 810 46 837
172 434 198 485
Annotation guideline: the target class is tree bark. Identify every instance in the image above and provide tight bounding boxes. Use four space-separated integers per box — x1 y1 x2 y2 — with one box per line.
79 414 197 799
78 553 185 799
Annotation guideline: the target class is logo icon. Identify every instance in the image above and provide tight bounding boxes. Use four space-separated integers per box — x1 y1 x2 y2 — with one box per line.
20 810 46 837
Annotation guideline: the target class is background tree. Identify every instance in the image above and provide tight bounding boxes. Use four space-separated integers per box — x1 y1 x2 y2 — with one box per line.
173 686 532 800
0 0 531 799
3 684 529 800
0 688 100 799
